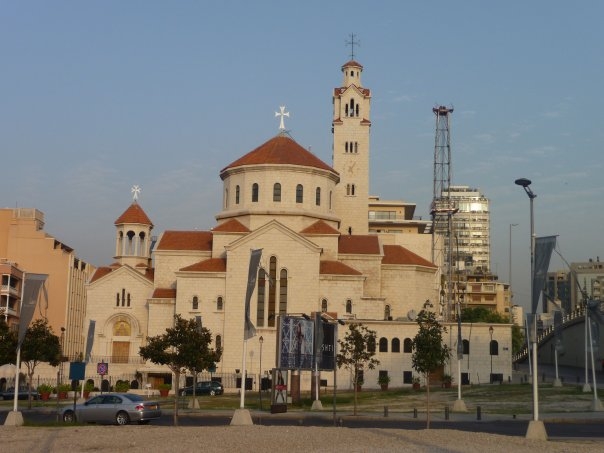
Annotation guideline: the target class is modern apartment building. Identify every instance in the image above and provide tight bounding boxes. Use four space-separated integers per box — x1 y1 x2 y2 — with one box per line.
0 208 95 358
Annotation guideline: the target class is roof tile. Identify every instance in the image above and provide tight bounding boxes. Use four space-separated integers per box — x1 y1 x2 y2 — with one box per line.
152 288 176 299
115 203 153 226
212 219 250 233
221 135 334 173
300 220 340 235
382 245 436 268
156 231 213 251
320 260 362 276
338 235 381 255
180 258 227 272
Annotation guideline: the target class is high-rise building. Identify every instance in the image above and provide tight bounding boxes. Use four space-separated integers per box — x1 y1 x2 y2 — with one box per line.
444 185 491 274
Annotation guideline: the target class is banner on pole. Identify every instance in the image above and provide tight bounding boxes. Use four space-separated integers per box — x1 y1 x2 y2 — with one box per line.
17 273 48 348
532 236 556 314
244 249 262 340
85 320 96 362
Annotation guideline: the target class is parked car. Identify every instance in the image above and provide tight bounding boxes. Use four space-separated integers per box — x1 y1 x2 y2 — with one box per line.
1 387 39 400
61 393 161 425
179 381 223 396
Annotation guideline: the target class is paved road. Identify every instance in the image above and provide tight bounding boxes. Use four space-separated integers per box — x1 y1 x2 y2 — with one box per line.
5 408 603 439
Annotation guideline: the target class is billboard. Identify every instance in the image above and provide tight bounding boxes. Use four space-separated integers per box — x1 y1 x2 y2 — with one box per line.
315 320 337 371
277 316 314 370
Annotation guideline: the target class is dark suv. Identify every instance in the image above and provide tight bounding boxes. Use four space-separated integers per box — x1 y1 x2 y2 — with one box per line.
179 381 223 396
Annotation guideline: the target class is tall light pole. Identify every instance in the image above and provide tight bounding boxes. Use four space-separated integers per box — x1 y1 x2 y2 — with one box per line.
489 325 494 383
515 177 546 440
509 223 518 304
258 336 263 411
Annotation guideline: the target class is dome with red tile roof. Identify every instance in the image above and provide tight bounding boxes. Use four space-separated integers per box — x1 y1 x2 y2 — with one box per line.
115 202 153 226
220 134 336 176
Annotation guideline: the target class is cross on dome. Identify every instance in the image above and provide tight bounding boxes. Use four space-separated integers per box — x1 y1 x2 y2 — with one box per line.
131 185 141 201
275 106 290 131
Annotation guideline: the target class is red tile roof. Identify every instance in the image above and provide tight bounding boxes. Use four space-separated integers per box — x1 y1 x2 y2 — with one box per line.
180 258 227 272
212 219 250 233
382 245 436 268
320 260 362 276
338 235 381 255
115 203 153 226
156 231 213 251
221 135 334 174
342 60 363 69
89 267 113 283
152 288 176 299
300 220 340 235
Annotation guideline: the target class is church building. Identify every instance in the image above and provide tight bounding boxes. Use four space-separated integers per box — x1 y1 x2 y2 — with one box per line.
84 58 511 391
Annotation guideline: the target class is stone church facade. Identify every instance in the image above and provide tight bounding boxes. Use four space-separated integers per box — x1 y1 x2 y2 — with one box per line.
83 58 511 391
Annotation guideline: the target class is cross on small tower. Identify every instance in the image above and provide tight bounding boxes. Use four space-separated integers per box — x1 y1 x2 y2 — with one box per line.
275 106 290 131
346 33 360 60
131 185 141 201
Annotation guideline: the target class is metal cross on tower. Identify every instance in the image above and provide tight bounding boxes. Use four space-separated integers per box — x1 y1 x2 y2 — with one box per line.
275 106 290 131
131 185 141 201
346 33 360 60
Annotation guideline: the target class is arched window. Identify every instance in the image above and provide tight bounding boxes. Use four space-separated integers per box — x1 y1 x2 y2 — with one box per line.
355 104 359 116
268 257 277 327
252 183 259 202
192 296 199 310
273 183 281 202
345 142 348 153
116 292 120 307
346 184 351 196
351 184 356 196
345 299 352 314
367 336 376 353
138 232 146 256
296 184 303 203
235 185 240 204
256 268 266 327
384 305 391 320
379 337 388 352
462 339 470 355
279 268 288 316
217 296 223 311
315 187 321 206
403 338 413 353
321 299 327 312
349 99 355 117
329 191 332 210
391 338 401 353
126 231 135 255
216 335 222 351
490 340 499 356
355 142 358 153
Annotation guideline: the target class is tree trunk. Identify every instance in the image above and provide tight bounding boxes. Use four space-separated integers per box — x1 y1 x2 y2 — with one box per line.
353 371 358 416
173 370 180 426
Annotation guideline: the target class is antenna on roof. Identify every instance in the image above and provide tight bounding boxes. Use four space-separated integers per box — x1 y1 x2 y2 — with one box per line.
345 33 360 60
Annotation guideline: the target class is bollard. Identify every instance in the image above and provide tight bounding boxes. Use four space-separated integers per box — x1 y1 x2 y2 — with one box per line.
384 406 389 417
413 408 418 418
477 406 481 420
445 406 449 420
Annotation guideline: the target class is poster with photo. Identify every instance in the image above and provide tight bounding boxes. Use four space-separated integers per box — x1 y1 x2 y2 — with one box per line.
271 368 288 404
277 316 314 370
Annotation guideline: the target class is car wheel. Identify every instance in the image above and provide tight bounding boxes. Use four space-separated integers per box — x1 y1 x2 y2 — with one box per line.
116 411 130 426
63 410 75 423
210 390 216 396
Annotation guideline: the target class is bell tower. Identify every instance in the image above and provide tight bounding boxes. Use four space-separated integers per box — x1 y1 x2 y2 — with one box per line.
332 54 371 235
114 187 153 270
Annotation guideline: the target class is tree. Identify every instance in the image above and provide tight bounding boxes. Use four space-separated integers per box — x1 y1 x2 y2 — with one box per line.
0 321 17 365
461 307 508 324
20 319 61 408
411 310 451 429
139 315 222 426
336 323 379 415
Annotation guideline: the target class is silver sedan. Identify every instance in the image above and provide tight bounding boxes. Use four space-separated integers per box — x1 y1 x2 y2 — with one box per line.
62 393 161 425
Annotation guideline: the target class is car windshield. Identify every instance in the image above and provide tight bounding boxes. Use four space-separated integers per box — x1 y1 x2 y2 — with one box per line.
122 393 143 402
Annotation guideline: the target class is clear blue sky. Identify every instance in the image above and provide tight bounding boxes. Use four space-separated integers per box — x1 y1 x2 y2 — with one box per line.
2 1 602 314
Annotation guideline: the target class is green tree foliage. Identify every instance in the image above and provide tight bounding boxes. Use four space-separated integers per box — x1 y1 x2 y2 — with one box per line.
461 307 508 323
336 323 379 415
0 321 17 365
511 324 525 355
411 310 451 429
139 315 222 426
20 319 61 408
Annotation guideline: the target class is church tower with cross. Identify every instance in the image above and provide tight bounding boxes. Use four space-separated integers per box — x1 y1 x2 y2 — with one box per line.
332 43 371 235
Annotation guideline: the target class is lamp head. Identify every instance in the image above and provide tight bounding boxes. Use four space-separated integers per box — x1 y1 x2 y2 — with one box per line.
514 178 532 188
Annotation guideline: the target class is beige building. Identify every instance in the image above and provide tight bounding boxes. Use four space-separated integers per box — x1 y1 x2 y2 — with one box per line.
81 57 511 391
0 208 94 358
0 260 23 330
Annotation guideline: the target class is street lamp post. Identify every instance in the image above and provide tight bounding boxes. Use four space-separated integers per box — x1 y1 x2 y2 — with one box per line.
515 177 546 440
509 223 518 304
259 336 263 411
489 325 494 383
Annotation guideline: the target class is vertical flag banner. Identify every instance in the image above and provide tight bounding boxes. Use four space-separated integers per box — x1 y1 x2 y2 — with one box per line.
85 320 96 362
532 236 556 314
18 273 48 348
244 249 262 340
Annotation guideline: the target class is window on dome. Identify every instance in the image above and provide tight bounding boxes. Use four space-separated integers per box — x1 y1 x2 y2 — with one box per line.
315 187 321 206
235 185 240 204
217 296 223 311
192 296 199 310
296 184 303 203
273 183 281 202
345 299 352 314
252 183 259 202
